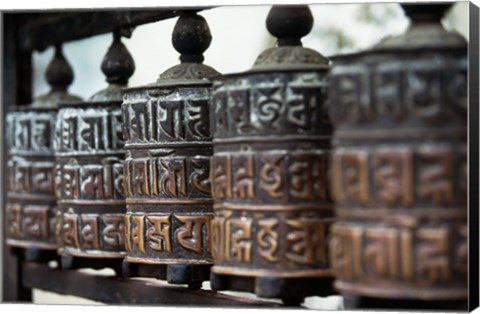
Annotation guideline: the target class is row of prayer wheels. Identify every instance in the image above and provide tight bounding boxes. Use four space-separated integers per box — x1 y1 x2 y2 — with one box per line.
5 3 467 308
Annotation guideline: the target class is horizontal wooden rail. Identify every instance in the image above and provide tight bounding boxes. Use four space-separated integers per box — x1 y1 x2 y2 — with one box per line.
21 262 286 307
16 8 213 51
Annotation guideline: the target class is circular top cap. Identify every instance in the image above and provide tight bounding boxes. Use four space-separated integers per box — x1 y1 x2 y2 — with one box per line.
150 11 219 87
266 5 313 47
245 5 329 74
101 31 135 85
45 45 74 91
172 11 212 64
374 2 465 50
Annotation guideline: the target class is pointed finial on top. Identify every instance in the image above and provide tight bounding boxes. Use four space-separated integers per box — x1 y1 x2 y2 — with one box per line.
100 30 135 85
45 44 74 91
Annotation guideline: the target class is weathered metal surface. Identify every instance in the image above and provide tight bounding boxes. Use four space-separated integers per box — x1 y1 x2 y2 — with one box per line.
54 32 134 263
209 5 334 303
328 3 468 302
5 45 82 252
121 11 219 285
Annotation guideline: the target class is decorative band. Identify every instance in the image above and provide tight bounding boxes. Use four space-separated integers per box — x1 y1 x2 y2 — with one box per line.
211 266 334 278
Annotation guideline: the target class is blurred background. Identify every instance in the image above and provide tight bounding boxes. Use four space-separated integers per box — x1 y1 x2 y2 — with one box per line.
9 1 470 309
32 3 469 100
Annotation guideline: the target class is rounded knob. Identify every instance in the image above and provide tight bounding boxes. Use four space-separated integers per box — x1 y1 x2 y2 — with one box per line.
101 31 135 85
401 3 452 24
266 5 314 46
172 11 212 64
45 45 74 91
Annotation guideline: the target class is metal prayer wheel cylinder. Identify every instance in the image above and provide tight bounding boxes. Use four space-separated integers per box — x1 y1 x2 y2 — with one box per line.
121 12 219 286
328 4 467 303
5 45 82 259
209 6 334 302
54 32 134 270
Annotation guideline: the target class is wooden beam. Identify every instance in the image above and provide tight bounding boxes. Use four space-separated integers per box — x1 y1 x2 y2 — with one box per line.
16 8 212 52
22 262 284 307
1 14 33 303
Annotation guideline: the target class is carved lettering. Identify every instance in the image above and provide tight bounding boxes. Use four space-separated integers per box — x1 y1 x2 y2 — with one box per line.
131 215 146 254
31 118 52 150
330 73 369 123
80 216 100 250
32 165 54 194
124 215 132 252
102 215 125 248
112 161 125 198
15 118 32 149
190 157 211 195
61 117 78 150
63 213 80 249
417 226 450 283
23 206 49 239
160 158 187 197
418 148 453 206
373 70 406 120
111 111 125 149
147 215 171 252
7 204 22 238
187 99 210 138
406 69 442 119
160 100 185 139
374 149 414 207
14 163 31 193
230 218 253 263
289 153 327 201
212 156 233 200
81 166 105 198
344 151 370 205
132 159 150 197
286 219 326 265
363 228 399 279
176 215 211 254
212 90 229 134
63 165 81 199
256 86 283 129
257 218 279 263
287 85 322 130
259 153 284 198
234 155 255 199
130 102 149 141
329 224 364 280
210 210 233 263
229 88 253 132
80 116 104 150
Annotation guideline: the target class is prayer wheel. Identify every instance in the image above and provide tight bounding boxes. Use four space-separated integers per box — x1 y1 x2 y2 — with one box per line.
5 45 82 262
121 11 219 288
54 31 135 272
328 3 467 310
209 5 335 304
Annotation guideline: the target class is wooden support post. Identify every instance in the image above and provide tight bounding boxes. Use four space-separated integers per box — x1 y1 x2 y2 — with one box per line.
1 13 33 302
